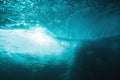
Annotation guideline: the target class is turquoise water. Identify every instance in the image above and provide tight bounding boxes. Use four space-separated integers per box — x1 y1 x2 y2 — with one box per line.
0 0 120 66
1 0 120 40
0 0 80 67
0 0 120 80
0 27 78 67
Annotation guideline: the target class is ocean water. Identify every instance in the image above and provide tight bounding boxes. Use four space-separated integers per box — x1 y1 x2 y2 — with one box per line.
0 0 120 80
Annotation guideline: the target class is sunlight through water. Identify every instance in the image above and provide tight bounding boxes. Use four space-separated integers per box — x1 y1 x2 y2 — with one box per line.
0 25 77 67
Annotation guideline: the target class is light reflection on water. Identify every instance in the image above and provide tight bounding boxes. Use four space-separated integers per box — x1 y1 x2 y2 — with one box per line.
0 25 78 67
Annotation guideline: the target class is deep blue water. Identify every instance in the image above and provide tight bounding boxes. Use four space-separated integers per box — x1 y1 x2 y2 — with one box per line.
0 0 120 80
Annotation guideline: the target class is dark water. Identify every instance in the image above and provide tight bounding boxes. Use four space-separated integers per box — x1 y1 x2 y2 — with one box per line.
1 35 120 80
70 35 120 80
0 0 120 80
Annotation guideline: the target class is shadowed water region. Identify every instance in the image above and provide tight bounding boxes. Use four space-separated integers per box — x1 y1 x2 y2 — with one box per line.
0 0 120 80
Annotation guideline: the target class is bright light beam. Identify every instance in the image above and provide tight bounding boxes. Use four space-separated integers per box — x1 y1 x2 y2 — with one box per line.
0 27 64 56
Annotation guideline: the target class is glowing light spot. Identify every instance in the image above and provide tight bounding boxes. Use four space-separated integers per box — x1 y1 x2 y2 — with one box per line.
0 27 64 56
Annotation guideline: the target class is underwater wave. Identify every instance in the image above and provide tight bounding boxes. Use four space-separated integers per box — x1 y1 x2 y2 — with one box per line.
0 26 77 67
